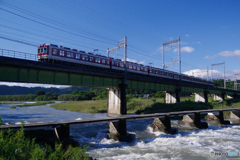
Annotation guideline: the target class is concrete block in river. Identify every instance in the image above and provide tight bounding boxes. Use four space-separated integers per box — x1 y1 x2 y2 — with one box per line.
182 113 208 129
152 115 178 134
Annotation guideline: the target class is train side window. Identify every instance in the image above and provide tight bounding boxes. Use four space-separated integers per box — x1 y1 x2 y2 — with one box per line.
115 62 119 66
67 52 73 57
76 54 80 59
95 58 100 63
53 49 57 55
144 67 147 71
82 55 88 60
129 64 132 69
102 59 105 64
156 71 158 74
133 65 136 69
60 50 64 56
41 48 43 53
150 69 153 73
90 57 94 62
137 66 140 70
120 63 124 67
67 52 71 57
44 48 47 53
141 67 144 71
49 48 52 54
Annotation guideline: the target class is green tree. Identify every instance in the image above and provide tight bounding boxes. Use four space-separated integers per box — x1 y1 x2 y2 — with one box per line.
72 90 79 95
44 92 52 101
155 91 164 98
35 90 45 96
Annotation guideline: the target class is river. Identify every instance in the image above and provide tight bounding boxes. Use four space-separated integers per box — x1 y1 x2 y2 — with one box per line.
1 102 240 160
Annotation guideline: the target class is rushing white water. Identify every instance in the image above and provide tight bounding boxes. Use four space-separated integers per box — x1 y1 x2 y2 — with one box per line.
1 102 240 160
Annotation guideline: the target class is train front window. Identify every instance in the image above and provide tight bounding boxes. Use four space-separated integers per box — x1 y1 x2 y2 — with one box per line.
41 48 43 53
44 48 47 53
38 49 40 53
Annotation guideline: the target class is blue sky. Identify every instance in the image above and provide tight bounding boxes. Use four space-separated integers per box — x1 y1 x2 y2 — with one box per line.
0 0 240 87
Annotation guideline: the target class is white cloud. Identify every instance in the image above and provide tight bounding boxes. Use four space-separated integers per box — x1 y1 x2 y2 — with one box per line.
138 61 145 64
125 58 137 63
183 69 240 80
185 34 189 37
0 82 70 88
196 41 201 44
205 50 240 59
173 46 194 53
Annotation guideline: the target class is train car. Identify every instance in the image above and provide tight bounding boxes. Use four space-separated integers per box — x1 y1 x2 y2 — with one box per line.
37 44 214 86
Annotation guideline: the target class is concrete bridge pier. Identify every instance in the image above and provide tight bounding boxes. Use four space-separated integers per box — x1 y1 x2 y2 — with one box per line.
54 124 70 140
182 112 208 129
227 95 233 99
152 115 178 134
164 89 180 104
107 84 134 141
194 91 208 103
230 110 240 120
213 93 225 101
205 111 230 125
107 84 127 115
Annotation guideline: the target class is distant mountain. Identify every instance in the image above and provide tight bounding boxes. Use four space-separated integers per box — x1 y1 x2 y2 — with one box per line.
0 85 90 95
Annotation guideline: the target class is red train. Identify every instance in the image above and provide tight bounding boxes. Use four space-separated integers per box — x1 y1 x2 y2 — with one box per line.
37 44 214 86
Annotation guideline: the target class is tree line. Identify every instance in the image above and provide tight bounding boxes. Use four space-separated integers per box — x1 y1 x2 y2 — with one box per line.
0 79 235 101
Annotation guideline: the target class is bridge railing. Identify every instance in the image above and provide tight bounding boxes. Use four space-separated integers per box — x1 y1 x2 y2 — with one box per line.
0 48 37 61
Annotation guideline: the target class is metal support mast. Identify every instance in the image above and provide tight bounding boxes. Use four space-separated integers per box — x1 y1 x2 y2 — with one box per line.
107 36 127 84
234 74 240 90
211 61 226 89
162 36 181 88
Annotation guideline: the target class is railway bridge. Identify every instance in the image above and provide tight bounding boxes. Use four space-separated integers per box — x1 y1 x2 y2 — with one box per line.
1 49 240 140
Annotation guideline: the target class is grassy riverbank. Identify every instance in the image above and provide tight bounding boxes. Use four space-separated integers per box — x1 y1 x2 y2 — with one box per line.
9 101 54 109
16 101 54 107
50 96 240 114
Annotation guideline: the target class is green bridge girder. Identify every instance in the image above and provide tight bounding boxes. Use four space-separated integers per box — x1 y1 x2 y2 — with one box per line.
0 65 122 87
0 64 238 95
